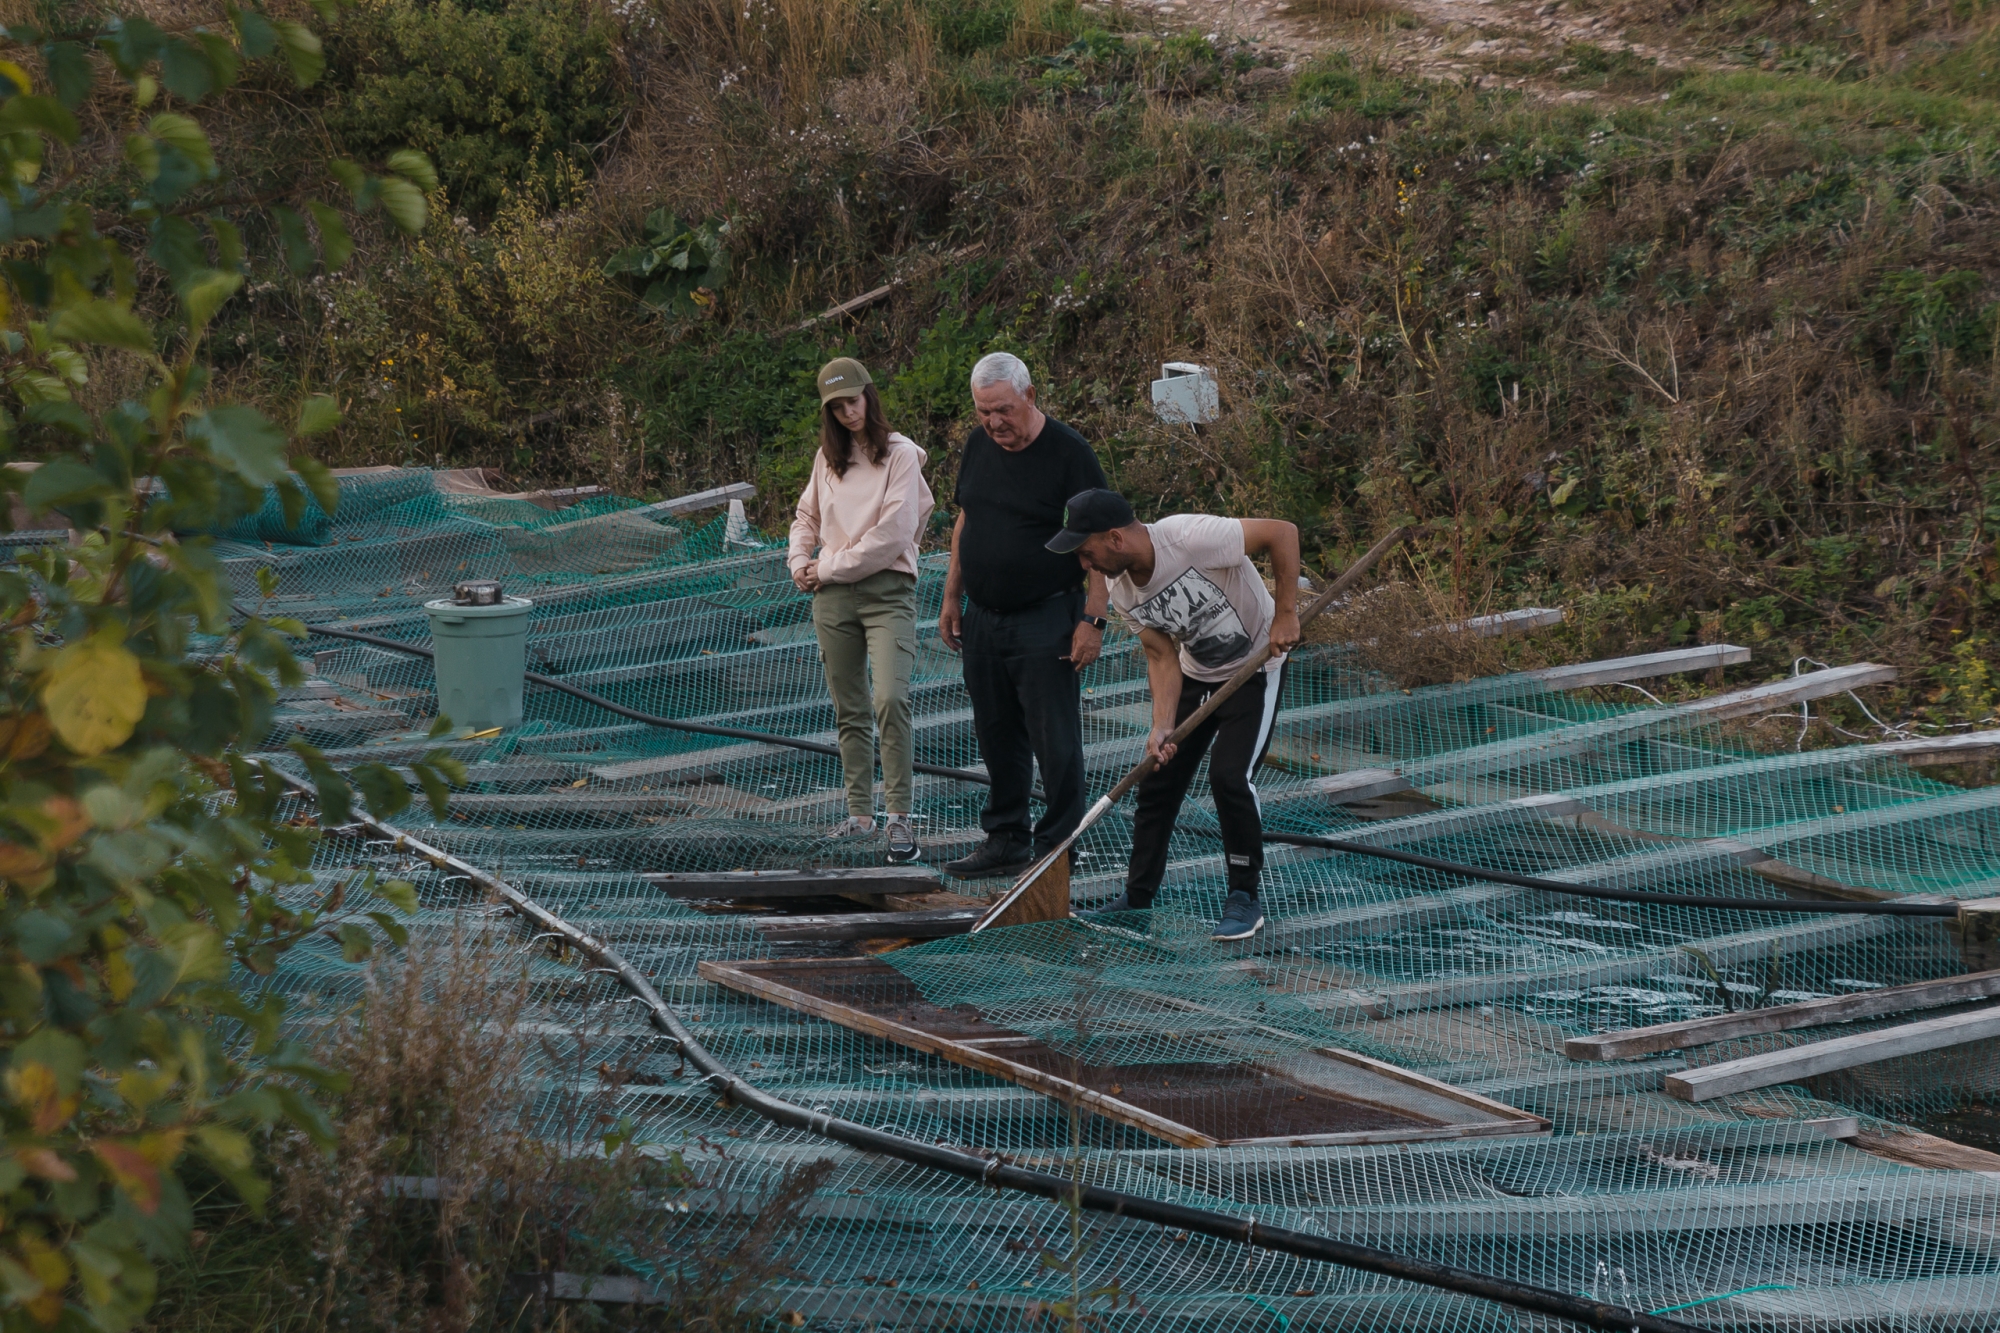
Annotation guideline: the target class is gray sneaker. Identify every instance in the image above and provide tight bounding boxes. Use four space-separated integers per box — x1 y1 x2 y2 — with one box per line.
884 815 919 863
828 815 875 839
1212 891 1265 941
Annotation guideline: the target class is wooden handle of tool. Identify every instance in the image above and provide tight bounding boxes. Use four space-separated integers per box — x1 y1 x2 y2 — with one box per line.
1099 525 1407 807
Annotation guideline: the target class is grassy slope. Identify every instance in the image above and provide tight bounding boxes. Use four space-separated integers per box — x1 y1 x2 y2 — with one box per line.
147 0 1998 732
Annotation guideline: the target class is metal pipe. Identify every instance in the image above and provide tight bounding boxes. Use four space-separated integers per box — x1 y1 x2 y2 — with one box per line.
272 767 1716 1333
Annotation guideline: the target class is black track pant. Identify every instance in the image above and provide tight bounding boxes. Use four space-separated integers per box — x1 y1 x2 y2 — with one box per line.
1125 664 1287 907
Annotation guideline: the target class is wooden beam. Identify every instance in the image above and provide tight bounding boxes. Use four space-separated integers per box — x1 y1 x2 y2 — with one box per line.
633 481 756 516
1296 1172 1998 1240
642 867 943 899
1567 967 2000 1061
750 907 983 941
1297 899 1934 1017
781 243 984 334
1306 662 1897 807
1416 607 1565 638
1665 1002 2000 1102
1523 643 1750 690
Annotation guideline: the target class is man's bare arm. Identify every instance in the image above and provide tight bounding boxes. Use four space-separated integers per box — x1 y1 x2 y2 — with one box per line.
940 511 967 651
1240 518 1301 655
1139 626 1183 765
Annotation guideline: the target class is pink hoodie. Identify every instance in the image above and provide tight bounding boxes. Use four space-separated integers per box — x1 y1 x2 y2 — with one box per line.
787 432 935 584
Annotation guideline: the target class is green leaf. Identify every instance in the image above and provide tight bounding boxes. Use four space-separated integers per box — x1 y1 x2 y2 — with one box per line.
50 299 154 352
233 9 277 57
178 268 244 331
272 19 324 87
374 175 427 235
385 149 438 192
410 758 451 819
21 455 109 510
365 911 409 947
327 159 365 201
270 205 314 274
295 394 340 439
161 38 214 102
349 761 411 819
305 200 352 270
123 131 160 181
46 42 91 108
195 32 241 90
373 879 418 914
188 404 287 485
209 215 244 271
0 93 78 143
146 112 214 175
335 921 372 962
288 739 353 827
293 457 339 522
273 475 304 531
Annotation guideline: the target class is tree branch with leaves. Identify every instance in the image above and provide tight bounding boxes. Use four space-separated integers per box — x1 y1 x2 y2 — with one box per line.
0 7 449 1329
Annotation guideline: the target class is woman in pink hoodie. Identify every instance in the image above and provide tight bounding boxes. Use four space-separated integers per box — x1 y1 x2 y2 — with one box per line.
789 358 935 862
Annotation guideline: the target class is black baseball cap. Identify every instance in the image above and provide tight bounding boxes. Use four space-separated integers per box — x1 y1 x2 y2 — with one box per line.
1046 488 1136 553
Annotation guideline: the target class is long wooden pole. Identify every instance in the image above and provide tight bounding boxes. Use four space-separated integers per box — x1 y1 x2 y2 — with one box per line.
969 525 1409 932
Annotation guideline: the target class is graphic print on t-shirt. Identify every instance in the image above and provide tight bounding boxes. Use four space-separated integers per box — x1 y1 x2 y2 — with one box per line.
1131 568 1251 671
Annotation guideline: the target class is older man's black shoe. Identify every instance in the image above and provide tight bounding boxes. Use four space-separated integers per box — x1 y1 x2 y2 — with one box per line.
943 837 1033 878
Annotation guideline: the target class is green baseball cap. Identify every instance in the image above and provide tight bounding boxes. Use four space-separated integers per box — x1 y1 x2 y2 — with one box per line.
817 357 873 404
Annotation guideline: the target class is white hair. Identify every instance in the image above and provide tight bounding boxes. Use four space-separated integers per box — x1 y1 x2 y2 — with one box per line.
969 351 1033 396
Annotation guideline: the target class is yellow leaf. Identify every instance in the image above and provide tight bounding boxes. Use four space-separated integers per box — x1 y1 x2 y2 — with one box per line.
40 633 146 757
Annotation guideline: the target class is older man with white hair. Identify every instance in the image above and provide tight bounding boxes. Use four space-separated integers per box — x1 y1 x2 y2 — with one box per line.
939 352 1110 878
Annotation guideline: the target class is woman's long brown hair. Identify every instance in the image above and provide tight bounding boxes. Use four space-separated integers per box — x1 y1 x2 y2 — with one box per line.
820 385 891 479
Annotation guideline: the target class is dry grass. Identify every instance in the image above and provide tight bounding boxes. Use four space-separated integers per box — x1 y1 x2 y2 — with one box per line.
141 928 831 1332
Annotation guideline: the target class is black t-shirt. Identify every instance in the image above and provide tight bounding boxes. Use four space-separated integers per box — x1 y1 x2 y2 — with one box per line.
952 417 1108 612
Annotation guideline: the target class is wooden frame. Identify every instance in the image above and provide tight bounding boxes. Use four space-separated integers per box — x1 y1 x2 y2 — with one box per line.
698 957 1546 1149
1569 967 2000 1061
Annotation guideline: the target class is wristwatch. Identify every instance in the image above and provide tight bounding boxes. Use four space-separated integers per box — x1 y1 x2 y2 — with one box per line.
1080 615 1107 630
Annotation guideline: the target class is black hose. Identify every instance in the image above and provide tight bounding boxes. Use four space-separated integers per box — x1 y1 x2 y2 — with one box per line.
295 619 1956 920
1262 832 1960 917
299 622 998 787
276 770 1718 1333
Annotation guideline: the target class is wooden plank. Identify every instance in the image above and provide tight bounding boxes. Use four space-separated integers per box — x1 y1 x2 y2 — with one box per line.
695 958 1219 1147
979 851 1070 931
634 481 756 516
1298 902 1928 1017
1307 663 1899 807
642 867 942 899
438 792 687 814
1415 607 1565 638
1568 968 2000 1061
1302 1172 2000 1240
750 908 983 941
1666 1003 2000 1102
1523 644 1750 690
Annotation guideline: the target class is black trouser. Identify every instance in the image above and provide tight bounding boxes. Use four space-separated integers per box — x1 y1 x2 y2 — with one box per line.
961 591 1087 854
1125 664 1287 906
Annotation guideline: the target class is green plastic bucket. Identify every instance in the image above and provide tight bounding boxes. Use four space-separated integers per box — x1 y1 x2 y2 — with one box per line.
425 585 533 731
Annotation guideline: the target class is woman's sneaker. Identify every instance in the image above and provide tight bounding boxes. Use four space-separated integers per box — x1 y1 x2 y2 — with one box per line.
828 815 875 838
884 815 919 864
1212 891 1265 941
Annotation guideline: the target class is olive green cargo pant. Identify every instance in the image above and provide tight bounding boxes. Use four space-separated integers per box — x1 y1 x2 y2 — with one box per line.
811 569 917 818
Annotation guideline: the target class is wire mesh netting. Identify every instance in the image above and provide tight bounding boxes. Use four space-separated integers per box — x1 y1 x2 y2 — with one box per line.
223 469 2000 1329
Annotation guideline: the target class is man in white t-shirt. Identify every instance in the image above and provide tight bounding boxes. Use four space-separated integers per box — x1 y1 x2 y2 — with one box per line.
1046 489 1301 941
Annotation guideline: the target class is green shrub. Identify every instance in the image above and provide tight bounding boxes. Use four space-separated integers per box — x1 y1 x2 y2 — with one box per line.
320 0 628 216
